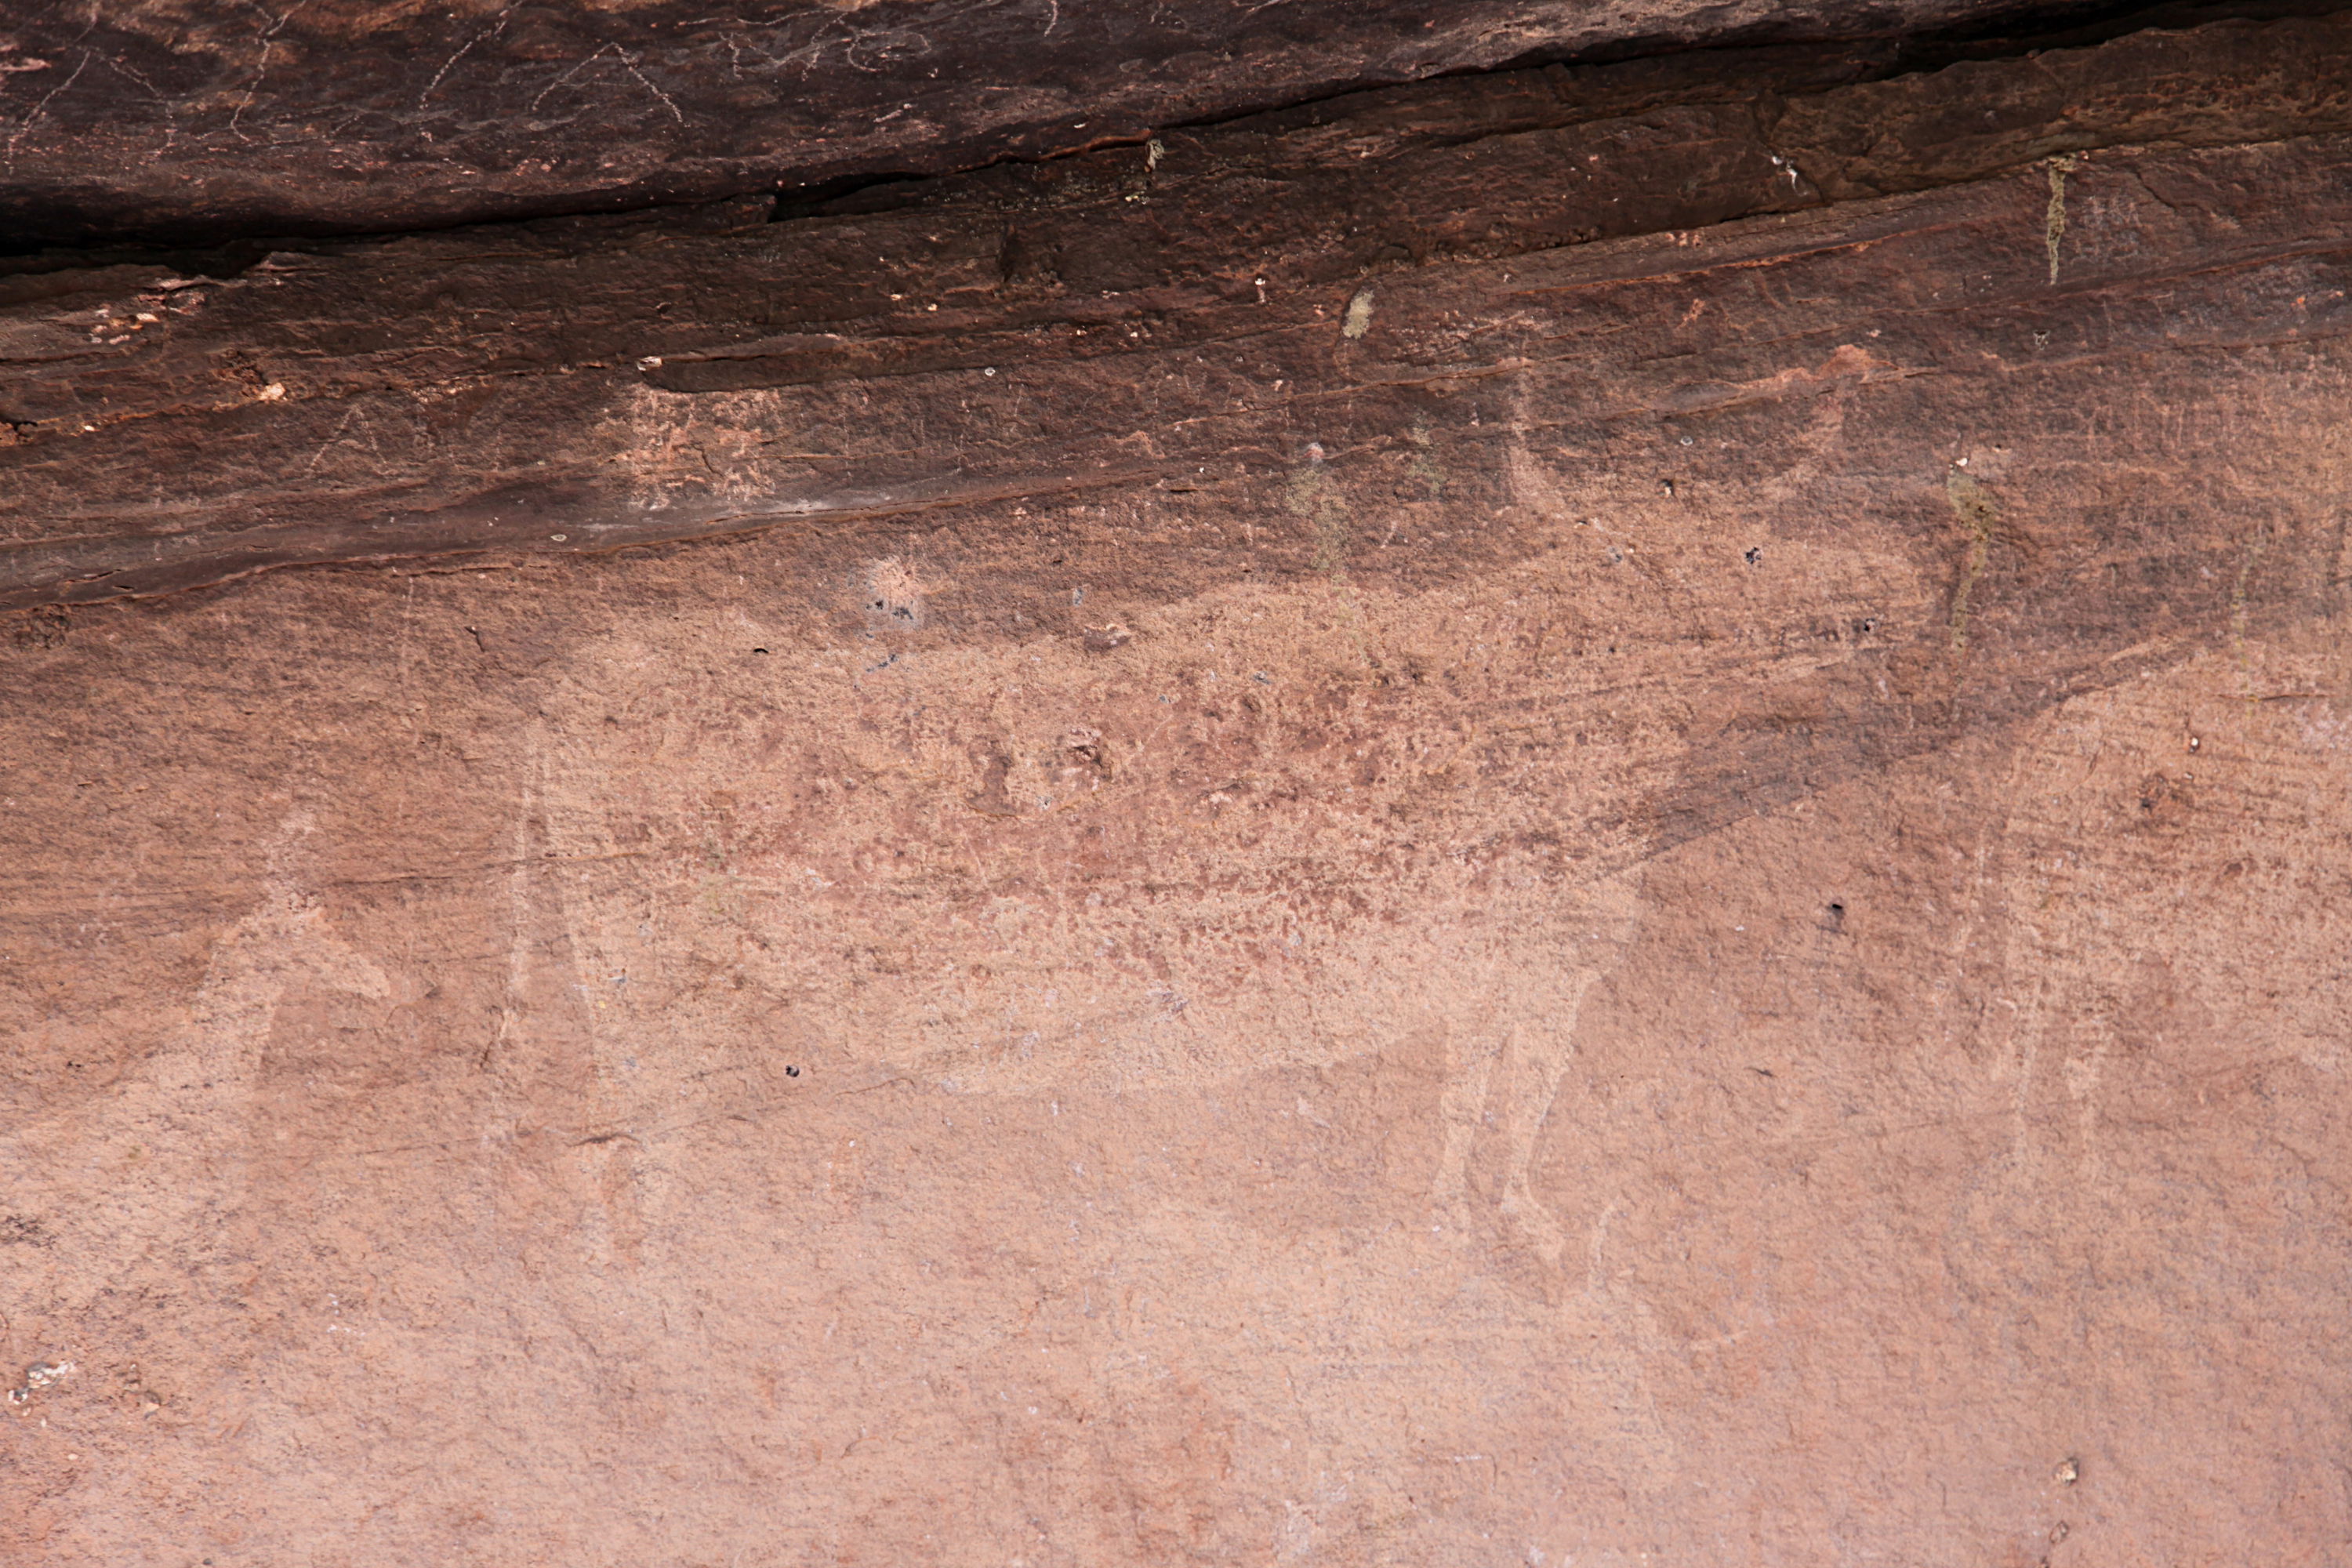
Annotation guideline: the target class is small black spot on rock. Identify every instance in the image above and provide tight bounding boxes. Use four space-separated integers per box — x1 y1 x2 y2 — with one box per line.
1744 546 1762 565
786 1065 801 1077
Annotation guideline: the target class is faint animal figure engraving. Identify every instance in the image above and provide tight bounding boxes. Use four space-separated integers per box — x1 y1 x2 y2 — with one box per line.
1428 870 1643 1267
0 811 389 1338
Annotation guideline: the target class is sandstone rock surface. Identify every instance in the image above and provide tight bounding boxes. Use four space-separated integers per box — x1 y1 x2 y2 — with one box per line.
0 0 2142 244
2 12 2350 1566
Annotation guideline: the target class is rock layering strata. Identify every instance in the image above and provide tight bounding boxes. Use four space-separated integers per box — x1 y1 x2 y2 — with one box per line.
2 13 2350 1566
5 12 2351 608
0 0 2140 244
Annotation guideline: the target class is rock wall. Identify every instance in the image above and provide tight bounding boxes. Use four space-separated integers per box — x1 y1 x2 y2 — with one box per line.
2 12 2349 1565
0 0 2165 243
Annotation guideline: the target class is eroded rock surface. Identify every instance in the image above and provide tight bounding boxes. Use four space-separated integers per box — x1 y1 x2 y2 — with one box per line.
2 13 2349 1566
5 12 2350 609
0 0 2151 244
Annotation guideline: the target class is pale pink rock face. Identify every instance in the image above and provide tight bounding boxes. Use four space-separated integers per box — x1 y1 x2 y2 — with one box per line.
2 13 2350 1565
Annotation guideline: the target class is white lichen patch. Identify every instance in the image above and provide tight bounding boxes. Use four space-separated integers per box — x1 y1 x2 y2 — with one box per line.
8 1359 74 1404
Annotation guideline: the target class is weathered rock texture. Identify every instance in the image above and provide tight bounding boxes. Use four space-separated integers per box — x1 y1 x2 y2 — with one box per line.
0 0 2190 245
4 11 2351 1566
9 9 2352 607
